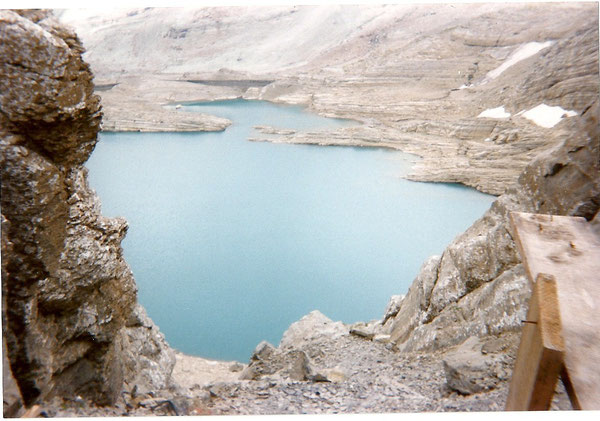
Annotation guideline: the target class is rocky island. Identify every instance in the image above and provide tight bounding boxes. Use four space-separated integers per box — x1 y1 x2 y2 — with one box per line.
2 3 599 417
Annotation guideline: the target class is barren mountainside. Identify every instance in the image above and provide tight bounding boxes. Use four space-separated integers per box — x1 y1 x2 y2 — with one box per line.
1 3 599 417
60 3 599 194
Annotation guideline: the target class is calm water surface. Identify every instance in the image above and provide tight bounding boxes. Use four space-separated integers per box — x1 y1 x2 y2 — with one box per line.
87 100 495 362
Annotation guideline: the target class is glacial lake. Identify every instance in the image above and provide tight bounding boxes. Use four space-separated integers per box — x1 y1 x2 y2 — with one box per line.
86 99 495 362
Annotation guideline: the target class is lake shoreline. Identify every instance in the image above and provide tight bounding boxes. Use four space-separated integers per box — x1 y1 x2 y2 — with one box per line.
92 69 577 196
89 102 495 362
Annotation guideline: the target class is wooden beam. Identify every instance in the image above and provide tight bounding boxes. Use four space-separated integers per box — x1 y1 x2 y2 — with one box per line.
509 212 600 409
506 273 565 411
20 405 42 418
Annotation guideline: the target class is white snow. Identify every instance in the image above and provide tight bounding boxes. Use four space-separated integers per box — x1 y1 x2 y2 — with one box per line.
486 41 554 80
478 106 511 119
520 104 579 128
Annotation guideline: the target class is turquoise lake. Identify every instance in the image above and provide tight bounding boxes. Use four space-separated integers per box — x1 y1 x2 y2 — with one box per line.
86 99 495 362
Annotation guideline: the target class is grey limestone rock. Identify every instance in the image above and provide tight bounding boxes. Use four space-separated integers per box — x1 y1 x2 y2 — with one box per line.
119 304 176 395
240 341 314 382
243 312 353 383
279 310 348 350
382 295 405 325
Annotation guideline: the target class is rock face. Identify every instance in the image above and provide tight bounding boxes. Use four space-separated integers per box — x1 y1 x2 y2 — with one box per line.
118 304 176 396
388 101 600 352
0 10 174 410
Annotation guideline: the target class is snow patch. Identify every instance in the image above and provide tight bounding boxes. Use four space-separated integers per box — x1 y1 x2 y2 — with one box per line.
520 104 578 128
486 41 554 80
478 106 511 119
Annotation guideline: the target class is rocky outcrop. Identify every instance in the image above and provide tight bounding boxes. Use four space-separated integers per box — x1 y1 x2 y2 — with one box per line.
240 311 350 383
0 10 174 411
388 101 599 352
118 304 176 396
279 310 347 350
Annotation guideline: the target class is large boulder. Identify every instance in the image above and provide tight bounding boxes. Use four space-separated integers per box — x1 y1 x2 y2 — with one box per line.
239 341 314 382
441 336 512 395
241 311 351 383
279 310 348 350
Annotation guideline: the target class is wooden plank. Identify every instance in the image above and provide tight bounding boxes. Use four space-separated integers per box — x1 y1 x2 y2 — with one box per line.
509 212 600 409
506 274 565 410
21 405 41 418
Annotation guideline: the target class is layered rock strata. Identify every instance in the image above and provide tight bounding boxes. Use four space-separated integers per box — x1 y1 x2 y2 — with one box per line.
387 101 599 352
2 5 598 416
60 3 599 195
0 10 174 412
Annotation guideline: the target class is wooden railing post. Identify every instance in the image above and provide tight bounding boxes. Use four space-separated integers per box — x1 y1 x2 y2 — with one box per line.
505 273 564 410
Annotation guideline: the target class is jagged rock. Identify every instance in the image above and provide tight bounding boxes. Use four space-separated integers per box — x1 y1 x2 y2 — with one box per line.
253 341 277 361
390 101 599 352
279 310 348 350
119 304 176 395
239 342 278 380
382 295 405 325
388 255 441 345
280 351 313 381
442 336 512 395
0 10 174 407
240 342 314 382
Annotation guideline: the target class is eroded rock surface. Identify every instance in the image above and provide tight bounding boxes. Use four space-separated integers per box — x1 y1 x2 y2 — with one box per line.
60 3 598 195
388 101 600 352
0 10 174 411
